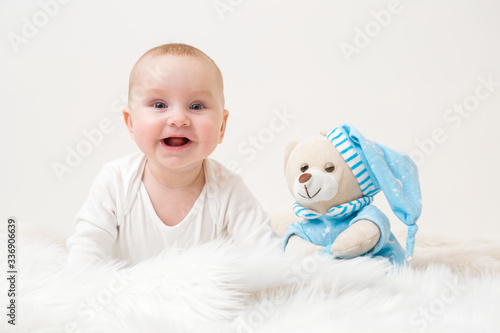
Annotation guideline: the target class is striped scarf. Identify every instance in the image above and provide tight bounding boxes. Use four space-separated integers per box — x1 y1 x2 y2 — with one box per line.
293 196 374 220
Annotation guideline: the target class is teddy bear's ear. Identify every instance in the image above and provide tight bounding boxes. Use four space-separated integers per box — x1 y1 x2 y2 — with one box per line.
284 140 298 174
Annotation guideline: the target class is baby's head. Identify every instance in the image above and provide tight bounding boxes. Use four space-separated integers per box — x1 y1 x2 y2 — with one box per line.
123 43 229 173
127 43 225 108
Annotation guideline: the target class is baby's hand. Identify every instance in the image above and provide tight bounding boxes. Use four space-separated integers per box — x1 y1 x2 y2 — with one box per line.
330 219 380 259
285 235 324 257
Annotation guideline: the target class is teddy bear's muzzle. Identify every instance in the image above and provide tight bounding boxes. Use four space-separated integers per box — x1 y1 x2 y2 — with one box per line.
298 184 321 199
294 169 339 205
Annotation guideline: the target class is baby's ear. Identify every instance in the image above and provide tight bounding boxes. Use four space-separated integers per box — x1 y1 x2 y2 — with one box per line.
219 109 229 143
284 141 298 174
122 107 134 140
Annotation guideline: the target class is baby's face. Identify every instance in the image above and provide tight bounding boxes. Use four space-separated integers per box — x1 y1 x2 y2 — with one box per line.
123 54 228 173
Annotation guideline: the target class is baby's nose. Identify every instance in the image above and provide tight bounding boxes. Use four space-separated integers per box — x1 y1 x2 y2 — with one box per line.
167 107 190 127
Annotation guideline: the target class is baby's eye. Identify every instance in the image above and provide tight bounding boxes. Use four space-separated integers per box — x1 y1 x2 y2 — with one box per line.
190 103 204 111
153 101 167 109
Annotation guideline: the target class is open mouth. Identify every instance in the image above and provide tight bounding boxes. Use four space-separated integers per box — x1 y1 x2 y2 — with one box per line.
163 137 191 147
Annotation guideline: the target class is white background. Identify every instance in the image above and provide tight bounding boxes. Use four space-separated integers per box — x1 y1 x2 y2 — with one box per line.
1 0 499 240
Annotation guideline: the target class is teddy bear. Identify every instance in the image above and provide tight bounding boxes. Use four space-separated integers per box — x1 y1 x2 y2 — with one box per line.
281 124 422 264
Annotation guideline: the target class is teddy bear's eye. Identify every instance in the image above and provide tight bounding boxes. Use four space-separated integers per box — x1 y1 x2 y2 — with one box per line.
300 163 309 173
324 162 335 172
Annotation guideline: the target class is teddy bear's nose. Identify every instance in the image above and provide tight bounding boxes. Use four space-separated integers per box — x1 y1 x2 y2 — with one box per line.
299 173 312 183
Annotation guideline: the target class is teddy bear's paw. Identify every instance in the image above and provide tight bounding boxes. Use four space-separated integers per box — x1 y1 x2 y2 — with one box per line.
330 220 381 259
285 236 325 257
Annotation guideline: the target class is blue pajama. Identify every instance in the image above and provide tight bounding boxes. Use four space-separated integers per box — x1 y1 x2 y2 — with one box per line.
282 205 405 264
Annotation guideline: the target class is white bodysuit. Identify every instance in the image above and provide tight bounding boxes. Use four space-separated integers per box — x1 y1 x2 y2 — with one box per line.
66 152 280 268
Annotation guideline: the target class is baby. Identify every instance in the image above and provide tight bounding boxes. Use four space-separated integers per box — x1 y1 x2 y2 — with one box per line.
66 43 281 268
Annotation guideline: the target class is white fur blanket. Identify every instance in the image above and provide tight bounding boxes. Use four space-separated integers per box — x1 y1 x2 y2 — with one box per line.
1 232 500 333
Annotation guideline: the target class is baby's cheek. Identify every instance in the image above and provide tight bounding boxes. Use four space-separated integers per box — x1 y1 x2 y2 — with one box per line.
200 121 222 137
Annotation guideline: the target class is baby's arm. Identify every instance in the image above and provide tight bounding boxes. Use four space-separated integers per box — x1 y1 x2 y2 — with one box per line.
222 175 282 251
66 165 119 269
66 222 116 268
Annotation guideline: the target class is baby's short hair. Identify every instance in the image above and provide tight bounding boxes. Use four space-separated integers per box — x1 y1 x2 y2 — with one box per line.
128 43 223 93
143 43 214 59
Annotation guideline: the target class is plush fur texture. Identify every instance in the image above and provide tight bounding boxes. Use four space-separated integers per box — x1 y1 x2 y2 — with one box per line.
1 230 500 333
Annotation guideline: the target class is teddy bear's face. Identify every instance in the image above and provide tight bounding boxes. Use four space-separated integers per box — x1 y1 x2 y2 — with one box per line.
284 134 363 213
